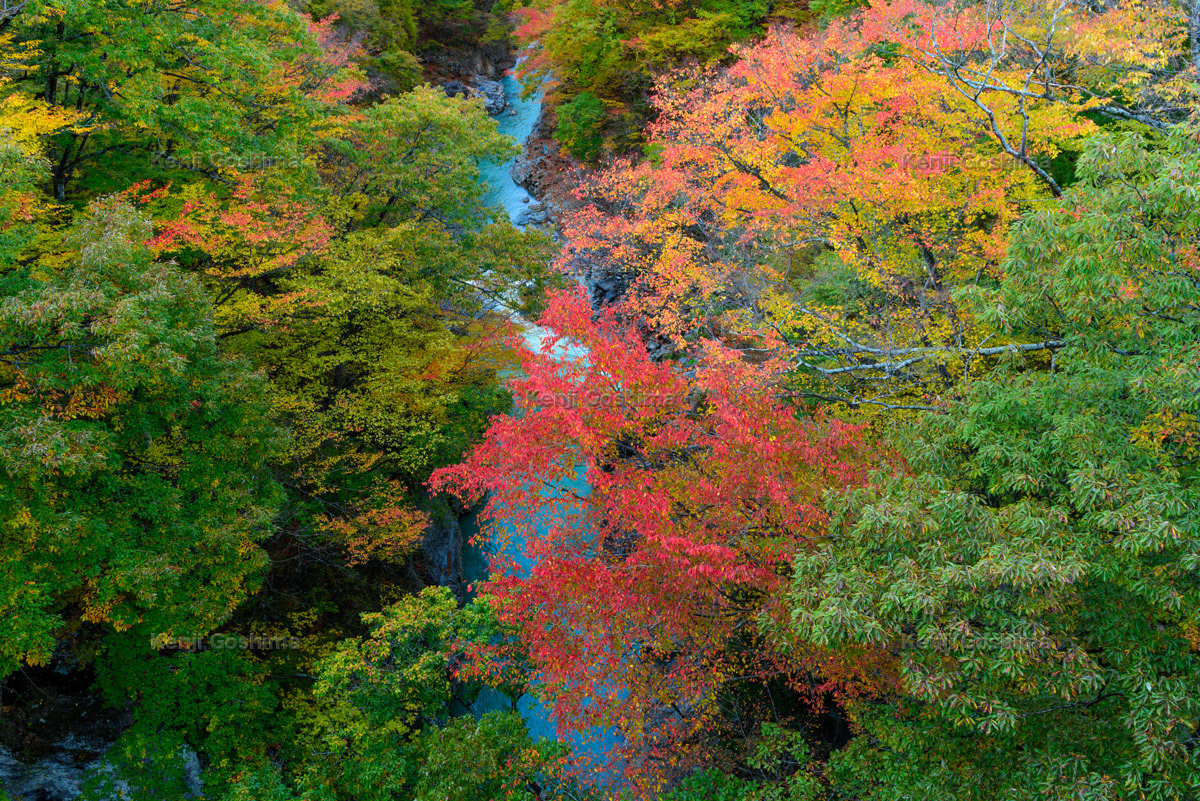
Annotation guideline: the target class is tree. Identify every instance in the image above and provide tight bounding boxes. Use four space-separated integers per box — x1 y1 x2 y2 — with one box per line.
327 86 519 229
1 7 575 801
860 0 1198 176
0 197 282 675
787 125 1200 800
412 712 571 801
2 0 359 200
87 638 281 801
513 0 772 147
221 587 569 801
432 289 875 788
558 16 1083 415
133 85 561 574
0 43 78 265
555 91 606 163
557 0 1194 415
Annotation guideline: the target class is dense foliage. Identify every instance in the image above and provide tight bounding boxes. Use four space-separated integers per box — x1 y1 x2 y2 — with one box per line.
511 0 777 154
2 0 1199 799
434 0 1200 797
1 1 563 798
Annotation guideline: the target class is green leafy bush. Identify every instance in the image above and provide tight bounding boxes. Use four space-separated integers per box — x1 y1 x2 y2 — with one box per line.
554 91 606 163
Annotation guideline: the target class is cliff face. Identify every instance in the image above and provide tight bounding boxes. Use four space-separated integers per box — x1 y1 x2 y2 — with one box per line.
413 16 516 116
417 497 465 597
418 38 511 81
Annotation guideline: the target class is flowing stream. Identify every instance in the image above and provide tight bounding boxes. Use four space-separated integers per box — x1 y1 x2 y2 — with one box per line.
466 68 621 770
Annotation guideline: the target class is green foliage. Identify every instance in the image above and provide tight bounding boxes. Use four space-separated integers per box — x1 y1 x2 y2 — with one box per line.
228 588 555 801
661 724 819 801
661 769 750 801
554 91 606 163
0 130 47 265
4 0 340 200
0 2 570 798
314 586 462 738
807 0 865 23
371 46 426 92
745 724 820 801
258 222 517 484
86 639 279 800
636 6 763 65
521 0 770 150
79 587 558 801
308 0 420 50
0 198 281 674
331 86 519 228
787 125 1200 799
413 712 569 801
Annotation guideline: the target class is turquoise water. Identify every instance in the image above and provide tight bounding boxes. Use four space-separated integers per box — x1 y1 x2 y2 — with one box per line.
462 459 623 772
478 70 543 223
465 67 623 774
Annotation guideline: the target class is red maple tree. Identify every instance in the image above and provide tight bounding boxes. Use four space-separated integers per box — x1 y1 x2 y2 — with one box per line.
431 289 881 785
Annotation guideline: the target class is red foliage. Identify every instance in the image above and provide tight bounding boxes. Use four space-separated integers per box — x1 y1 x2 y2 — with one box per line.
303 14 368 102
431 289 876 784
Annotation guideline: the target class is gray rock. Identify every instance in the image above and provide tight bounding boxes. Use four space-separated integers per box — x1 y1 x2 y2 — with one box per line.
470 76 506 115
585 269 631 310
420 499 463 595
510 158 533 190
442 80 470 99
515 205 551 227
0 738 204 801
417 42 508 79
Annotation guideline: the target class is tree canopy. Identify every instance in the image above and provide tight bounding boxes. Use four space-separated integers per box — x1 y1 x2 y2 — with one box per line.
2 0 1198 799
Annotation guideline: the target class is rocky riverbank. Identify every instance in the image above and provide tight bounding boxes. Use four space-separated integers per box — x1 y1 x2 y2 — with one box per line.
422 35 514 117
506 106 637 312
509 105 579 225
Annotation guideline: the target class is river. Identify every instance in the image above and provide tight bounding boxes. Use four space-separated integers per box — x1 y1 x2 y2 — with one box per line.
467 67 622 774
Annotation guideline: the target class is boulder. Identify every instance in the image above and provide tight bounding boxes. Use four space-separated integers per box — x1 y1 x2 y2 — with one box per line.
442 80 470 99
514 205 551 227
470 76 506 115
